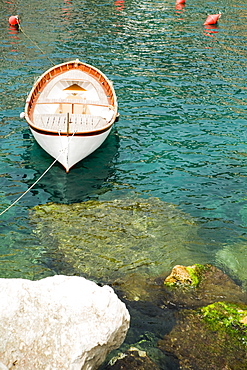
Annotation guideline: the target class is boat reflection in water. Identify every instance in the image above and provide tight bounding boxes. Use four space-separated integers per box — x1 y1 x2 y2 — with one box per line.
22 129 120 204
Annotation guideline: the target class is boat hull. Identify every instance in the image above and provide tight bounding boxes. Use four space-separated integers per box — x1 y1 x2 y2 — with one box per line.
30 127 112 172
23 59 118 172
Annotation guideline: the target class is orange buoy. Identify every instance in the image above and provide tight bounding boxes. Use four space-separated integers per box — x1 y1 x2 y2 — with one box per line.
176 4 185 10
203 13 221 25
8 15 19 26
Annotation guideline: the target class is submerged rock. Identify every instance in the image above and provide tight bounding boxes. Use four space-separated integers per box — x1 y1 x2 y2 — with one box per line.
164 264 206 287
112 264 247 309
158 301 247 370
161 264 247 309
30 197 203 282
0 275 130 370
112 272 153 302
107 263 247 370
216 242 247 290
110 264 247 370
103 347 160 370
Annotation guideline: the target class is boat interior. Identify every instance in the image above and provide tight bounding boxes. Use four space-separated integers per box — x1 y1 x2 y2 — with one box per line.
32 69 115 133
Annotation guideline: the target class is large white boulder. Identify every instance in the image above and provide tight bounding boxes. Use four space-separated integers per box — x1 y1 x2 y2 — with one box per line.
0 275 130 370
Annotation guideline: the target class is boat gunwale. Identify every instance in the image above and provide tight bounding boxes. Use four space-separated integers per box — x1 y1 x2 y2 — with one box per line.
24 59 118 124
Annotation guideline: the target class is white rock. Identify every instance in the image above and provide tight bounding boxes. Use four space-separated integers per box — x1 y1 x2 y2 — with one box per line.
0 275 130 370
0 362 8 370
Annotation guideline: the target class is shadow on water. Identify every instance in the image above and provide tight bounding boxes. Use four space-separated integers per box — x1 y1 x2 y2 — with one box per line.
21 129 120 204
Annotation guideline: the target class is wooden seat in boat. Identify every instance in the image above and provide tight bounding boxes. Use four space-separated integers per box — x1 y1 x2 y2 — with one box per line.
33 113 106 132
55 93 91 115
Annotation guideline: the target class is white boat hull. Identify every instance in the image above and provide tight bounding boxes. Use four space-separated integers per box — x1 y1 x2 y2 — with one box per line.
30 127 112 172
23 59 118 172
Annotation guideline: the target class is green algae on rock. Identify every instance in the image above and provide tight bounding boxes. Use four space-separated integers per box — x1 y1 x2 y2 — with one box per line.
164 264 208 287
158 301 247 370
161 264 247 309
30 197 201 283
201 302 247 334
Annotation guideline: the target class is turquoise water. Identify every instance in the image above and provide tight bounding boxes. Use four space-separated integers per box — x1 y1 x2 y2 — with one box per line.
0 0 247 282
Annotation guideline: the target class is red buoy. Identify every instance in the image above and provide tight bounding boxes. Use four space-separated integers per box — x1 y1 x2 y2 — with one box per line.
203 13 221 26
8 15 19 26
176 0 185 4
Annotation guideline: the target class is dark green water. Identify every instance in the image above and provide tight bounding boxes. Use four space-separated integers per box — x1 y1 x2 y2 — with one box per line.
0 0 247 367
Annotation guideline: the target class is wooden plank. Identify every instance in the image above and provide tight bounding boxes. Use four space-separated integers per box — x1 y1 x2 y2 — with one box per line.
36 99 110 107
33 113 107 132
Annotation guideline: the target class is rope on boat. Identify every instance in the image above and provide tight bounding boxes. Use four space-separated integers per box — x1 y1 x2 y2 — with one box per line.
0 132 76 217
17 18 55 66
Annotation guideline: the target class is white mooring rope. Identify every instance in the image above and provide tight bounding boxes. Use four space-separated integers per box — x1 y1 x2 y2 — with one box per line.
0 19 75 217
0 132 76 217
0 157 59 217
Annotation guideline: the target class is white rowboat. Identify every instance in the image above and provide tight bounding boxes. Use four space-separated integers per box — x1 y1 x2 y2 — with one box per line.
23 59 119 172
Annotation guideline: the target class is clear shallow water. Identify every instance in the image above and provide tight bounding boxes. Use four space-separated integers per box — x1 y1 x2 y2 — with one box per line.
0 0 247 281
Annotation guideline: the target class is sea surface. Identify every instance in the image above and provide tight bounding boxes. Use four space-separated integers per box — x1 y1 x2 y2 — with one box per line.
0 0 247 364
